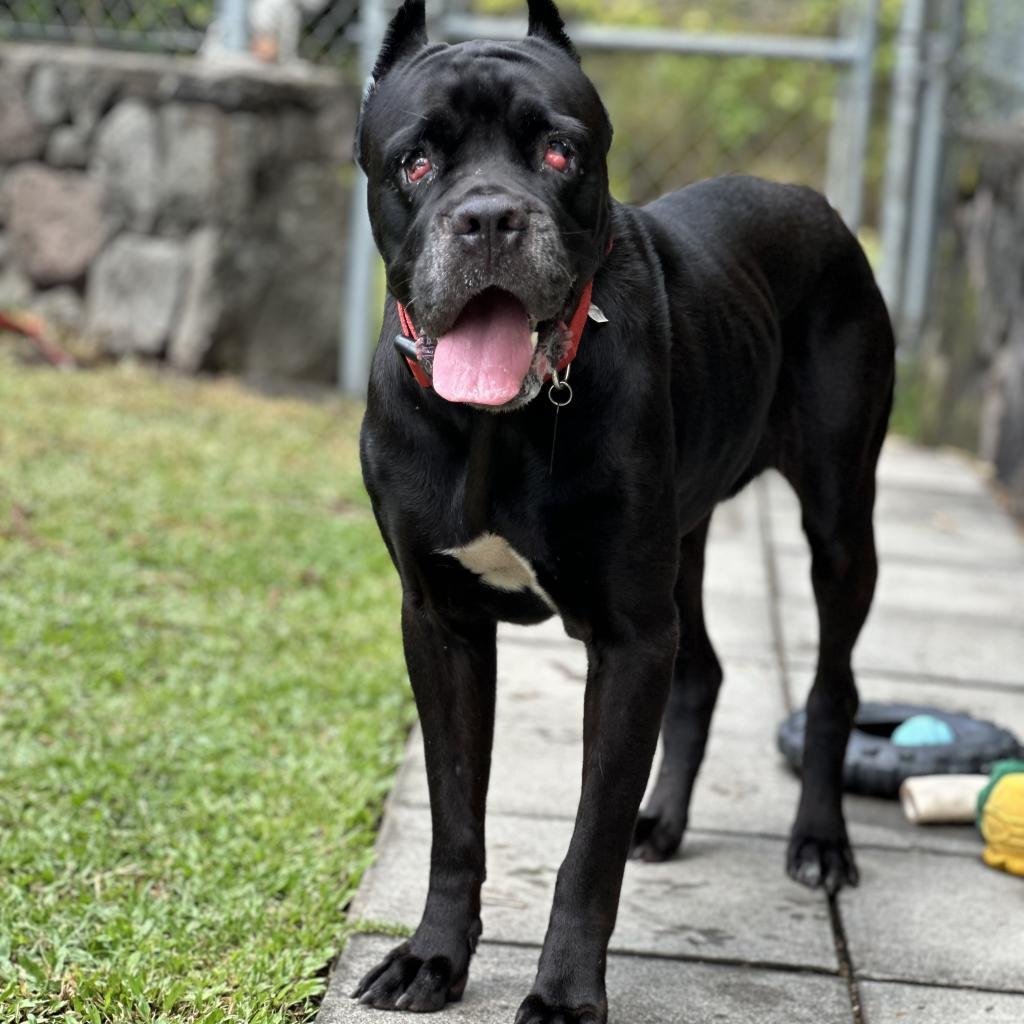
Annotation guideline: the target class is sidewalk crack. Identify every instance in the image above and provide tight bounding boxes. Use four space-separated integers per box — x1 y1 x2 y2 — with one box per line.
829 894 865 1024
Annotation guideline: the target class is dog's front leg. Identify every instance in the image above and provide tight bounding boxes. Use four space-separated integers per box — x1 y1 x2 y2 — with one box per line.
354 594 496 1012
517 619 678 1024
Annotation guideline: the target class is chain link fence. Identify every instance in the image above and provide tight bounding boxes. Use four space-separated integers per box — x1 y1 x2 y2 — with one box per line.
0 0 360 58
565 52 844 206
300 0 358 61
2 0 876 208
455 1 867 206
0 0 215 51
0 0 881 218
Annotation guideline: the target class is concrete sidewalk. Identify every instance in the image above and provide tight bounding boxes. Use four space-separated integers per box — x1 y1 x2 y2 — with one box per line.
320 439 1024 1024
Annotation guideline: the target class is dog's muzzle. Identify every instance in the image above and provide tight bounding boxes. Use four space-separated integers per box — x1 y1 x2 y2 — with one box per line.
394 277 605 412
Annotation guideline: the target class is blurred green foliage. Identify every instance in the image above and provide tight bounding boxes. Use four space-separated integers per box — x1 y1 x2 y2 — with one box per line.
476 0 903 213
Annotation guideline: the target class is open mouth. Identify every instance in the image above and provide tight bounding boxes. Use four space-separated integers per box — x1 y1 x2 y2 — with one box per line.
431 288 540 407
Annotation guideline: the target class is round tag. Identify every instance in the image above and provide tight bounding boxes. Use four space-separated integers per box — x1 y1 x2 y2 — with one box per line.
548 382 573 408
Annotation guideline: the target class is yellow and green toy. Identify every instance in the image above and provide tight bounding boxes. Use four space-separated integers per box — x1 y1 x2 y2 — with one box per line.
976 759 1024 877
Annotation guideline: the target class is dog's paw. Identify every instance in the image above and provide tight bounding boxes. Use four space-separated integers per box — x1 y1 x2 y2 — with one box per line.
786 832 860 895
352 942 466 1012
629 809 685 862
514 994 606 1024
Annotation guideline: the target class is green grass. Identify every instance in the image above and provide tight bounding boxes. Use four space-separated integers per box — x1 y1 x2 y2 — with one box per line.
0 355 412 1023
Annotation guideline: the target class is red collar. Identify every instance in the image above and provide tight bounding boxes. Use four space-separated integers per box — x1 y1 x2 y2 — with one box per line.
395 276 598 390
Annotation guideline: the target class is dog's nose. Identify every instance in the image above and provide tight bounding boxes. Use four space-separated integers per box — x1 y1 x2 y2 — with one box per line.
449 195 529 254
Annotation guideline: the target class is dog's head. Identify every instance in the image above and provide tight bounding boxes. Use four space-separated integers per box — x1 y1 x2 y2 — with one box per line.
356 0 613 411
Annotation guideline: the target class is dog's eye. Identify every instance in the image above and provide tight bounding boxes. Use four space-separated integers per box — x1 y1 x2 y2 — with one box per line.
405 153 432 184
543 140 573 173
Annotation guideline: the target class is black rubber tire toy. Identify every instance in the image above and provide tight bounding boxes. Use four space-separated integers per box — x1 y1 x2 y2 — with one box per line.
777 702 1023 799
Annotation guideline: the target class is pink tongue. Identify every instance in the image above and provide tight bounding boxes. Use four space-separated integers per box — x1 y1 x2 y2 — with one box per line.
433 290 533 406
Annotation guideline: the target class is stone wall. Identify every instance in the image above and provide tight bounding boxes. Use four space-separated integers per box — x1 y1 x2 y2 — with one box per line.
919 124 1024 516
0 43 356 381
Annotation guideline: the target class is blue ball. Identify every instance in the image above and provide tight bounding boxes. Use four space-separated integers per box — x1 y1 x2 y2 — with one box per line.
891 714 955 747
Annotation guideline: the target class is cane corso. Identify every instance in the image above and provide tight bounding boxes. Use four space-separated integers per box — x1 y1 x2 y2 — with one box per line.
353 1 894 1019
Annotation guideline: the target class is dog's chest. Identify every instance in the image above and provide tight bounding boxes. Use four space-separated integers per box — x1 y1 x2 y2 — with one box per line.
442 533 555 612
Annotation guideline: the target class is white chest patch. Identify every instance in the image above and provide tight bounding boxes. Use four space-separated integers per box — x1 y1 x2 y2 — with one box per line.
443 533 555 610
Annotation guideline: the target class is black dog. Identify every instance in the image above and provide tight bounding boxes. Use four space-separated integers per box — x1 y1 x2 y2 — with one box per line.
353 2 894 1020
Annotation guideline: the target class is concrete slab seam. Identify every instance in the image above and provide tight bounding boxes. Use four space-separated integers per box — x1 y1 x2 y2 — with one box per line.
345 931 846 981
853 973 1024 998
828 895 864 1024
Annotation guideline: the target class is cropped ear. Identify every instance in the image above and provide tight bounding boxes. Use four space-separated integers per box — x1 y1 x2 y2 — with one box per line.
527 0 579 62
372 0 429 82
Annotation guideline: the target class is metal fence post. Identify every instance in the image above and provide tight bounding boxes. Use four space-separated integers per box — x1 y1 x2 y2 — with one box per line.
826 0 880 234
340 0 389 395
219 0 249 53
825 0 856 214
879 0 927 324
901 0 965 345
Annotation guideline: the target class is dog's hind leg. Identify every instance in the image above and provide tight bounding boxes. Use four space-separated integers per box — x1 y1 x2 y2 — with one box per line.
783 470 878 893
780 282 894 894
353 598 496 1011
630 515 723 862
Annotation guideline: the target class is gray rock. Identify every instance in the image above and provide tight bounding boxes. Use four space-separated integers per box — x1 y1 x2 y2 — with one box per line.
32 285 84 333
91 100 160 231
26 63 67 127
1 44 361 382
0 265 33 308
0 231 8 268
1 43 353 139
64 64 114 144
2 164 111 286
313 103 356 166
86 235 186 355
0 68 45 162
46 124 90 169
234 161 347 381
280 109 323 162
159 103 223 230
217 112 263 223
167 227 222 372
